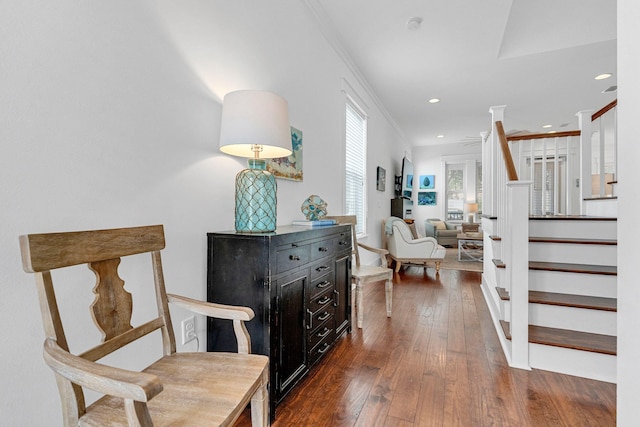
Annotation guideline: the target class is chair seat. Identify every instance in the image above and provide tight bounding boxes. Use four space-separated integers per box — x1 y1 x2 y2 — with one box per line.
352 264 393 281
80 352 269 426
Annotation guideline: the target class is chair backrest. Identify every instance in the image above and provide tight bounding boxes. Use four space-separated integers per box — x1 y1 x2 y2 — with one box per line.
389 218 414 243
324 215 360 266
20 225 175 419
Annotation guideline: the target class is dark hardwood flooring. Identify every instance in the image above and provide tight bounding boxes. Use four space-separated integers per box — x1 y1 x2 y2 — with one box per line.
236 268 616 426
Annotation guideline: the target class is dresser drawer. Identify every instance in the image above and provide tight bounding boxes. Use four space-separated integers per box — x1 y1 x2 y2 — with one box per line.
309 287 334 313
310 238 335 261
276 244 310 274
308 318 334 350
309 271 333 300
309 332 334 366
309 257 333 281
334 232 351 253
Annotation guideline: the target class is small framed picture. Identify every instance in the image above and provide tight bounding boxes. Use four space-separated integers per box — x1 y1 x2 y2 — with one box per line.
418 191 437 206
419 175 435 189
376 166 386 191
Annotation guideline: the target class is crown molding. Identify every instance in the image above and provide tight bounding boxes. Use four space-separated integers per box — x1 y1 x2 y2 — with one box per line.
302 0 407 143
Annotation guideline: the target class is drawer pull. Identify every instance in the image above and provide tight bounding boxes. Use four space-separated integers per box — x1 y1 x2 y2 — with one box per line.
333 290 339 307
306 309 313 330
338 240 349 246
315 265 329 272
316 280 331 289
318 311 331 322
318 247 328 252
318 343 330 354
289 255 301 261
317 327 331 338
317 296 331 305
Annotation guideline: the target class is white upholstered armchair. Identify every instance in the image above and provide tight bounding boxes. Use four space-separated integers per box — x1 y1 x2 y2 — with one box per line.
385 217 446 273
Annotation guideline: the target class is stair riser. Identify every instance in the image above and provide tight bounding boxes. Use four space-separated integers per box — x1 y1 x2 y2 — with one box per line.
584 198 618 217
529 304 617 335
529 242 617 266
529 220 617 240
529 343 616 383
529 270 617 298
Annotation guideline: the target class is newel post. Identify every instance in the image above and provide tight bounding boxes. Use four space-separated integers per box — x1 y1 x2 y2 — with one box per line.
488 105 506 218
576 110 593 214
507 180 532 370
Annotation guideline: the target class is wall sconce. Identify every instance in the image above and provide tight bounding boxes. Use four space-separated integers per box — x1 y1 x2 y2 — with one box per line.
219 90 292 232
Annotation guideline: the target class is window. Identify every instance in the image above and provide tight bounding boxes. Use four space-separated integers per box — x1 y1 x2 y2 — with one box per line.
345 100 367 235
446 164 464 220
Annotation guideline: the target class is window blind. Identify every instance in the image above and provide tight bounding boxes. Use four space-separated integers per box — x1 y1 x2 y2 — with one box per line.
345 102 366 235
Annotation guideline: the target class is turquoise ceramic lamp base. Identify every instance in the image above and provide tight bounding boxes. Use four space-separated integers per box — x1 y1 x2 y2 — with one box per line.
235 158 277 232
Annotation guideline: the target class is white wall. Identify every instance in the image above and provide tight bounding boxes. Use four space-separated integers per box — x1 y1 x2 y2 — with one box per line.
0 1 408 424
411 143 482 236
616 0 640 425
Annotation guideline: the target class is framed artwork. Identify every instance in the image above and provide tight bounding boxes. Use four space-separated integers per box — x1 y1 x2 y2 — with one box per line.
267 126 303 181
418 191 437 206
419 175 435 189
405 174 414 189
376 166 386 191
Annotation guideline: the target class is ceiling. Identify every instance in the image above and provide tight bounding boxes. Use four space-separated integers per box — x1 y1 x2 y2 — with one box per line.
312 0 617 147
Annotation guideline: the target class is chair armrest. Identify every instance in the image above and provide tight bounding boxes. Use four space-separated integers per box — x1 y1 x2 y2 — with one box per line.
358 242 389 256
357 243 390 267
43 338 162 402
167 294 254 321
167 294 255 354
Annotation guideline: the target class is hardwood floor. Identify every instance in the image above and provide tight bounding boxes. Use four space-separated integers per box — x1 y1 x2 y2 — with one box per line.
236 268 616 426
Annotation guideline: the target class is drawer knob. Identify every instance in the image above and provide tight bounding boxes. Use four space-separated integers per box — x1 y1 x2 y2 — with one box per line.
318 247 328 252
289 255 301 261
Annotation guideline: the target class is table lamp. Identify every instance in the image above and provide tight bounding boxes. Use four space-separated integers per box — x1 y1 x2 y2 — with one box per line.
219 90 292 232
465 202 478 223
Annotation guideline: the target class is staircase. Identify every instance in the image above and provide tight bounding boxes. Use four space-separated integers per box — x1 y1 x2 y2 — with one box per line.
482 215 617 383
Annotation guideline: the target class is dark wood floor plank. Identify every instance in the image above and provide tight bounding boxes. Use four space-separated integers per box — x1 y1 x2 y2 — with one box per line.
233 268 616 427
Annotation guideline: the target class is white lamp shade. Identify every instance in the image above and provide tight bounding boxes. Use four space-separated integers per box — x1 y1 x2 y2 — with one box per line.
219 90 292 159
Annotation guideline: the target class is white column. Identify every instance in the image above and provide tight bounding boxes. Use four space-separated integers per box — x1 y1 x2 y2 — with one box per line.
507 180 532 370
576 110 593 214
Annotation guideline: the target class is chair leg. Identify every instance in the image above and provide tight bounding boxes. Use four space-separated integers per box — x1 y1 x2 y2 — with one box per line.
251 367 270 427
385 277 393 318
394 261 402 273
435 261 441 273
355 280 364 329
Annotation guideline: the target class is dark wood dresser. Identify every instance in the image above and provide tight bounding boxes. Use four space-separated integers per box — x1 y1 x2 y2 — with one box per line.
206 224 352 419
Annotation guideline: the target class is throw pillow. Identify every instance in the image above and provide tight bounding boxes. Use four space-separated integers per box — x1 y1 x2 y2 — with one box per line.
430 220 446 230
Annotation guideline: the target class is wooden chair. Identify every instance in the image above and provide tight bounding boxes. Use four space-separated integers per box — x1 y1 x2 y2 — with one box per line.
325 216 393 328
19 225 269 426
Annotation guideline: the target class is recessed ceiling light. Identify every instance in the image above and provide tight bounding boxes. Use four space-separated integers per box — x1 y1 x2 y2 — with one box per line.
436 134 444 138
602 85 617 93
595 73 612 80
548 130 557 134
407 17 423 31
428 98 440 104
542 124 552 129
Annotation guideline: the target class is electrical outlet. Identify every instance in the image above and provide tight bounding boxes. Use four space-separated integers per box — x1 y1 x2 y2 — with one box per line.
181 316 196 345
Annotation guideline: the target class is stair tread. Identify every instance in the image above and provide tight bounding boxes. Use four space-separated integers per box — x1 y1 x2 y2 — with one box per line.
500 320 616 355
529 237 617 245
529 261 617 276
495 288 616 311
492 259 506 269
528 215 617 221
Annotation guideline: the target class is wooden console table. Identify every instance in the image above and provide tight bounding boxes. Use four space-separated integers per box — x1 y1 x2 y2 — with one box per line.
206 225 352 420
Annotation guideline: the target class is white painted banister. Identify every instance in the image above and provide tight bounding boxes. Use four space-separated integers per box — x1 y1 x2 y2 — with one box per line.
506 180 532 370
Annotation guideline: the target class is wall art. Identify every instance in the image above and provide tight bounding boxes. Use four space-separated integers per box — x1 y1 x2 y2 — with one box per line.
267 126 303 181
419 175 435 189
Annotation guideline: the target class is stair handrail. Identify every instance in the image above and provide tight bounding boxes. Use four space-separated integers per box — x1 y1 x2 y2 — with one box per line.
496 121 519 181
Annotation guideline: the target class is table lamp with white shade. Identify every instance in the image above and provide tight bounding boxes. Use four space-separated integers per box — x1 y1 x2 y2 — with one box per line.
219 90 292 232
465 202 478 223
